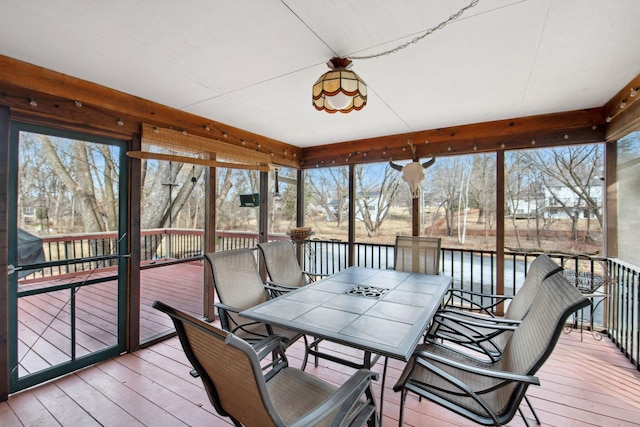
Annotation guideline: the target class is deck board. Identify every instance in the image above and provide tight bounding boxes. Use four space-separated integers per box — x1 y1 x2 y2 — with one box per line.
4 263 640 426
2 328 640 426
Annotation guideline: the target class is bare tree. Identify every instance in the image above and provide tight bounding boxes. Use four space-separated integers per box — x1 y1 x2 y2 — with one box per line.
355 164 402 237
306 167 349 228
214 169 260 230
505 151 530 248
39 136 109 232
429 157 468 236
524 145 603 239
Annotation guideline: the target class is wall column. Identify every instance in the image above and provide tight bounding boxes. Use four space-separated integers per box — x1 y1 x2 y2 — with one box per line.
0 105 9 401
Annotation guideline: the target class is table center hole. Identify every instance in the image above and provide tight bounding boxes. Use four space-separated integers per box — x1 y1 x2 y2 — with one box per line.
346 284 390 299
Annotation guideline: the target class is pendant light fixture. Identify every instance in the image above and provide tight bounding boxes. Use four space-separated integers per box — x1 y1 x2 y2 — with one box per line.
312 0 479 114
312 57 367 114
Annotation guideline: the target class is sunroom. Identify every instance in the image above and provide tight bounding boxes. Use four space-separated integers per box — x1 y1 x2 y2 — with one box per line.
1 1 640 426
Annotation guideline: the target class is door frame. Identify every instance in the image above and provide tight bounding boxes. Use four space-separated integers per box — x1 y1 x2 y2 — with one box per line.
7 122 129 393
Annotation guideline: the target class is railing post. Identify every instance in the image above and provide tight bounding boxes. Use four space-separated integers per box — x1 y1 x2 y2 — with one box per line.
0 104 10 401
348 164 355 267
203 162 216 321
496 150 505 316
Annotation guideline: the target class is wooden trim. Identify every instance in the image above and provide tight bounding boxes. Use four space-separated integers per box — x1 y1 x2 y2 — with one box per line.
126 135 141 352
605 142 618 258
295 170 305 267
348 165 355 267
0 55 301 168
203 162 216 321
495 150 505 316
0 105 9 401
605 74 640 141
126 151 270 172
412 197 419 236
259 172 268 245
301 109 605 168
296 170 304 228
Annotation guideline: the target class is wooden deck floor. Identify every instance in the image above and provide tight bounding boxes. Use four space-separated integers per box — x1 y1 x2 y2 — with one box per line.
5 263 640 426
15 261 207 377
2 318 640 425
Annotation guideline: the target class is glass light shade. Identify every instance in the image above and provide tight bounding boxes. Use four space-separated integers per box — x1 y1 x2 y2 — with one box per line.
326 92 351 110
312 58 367 113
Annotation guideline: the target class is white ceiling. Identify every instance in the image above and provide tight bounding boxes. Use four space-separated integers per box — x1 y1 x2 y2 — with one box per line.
1 0 639 148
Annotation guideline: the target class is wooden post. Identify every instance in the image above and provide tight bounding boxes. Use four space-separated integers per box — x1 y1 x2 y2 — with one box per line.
126 134 141 352
203 160 216 321
496 150 505 316
604 142 617 258
412 196 420 236
348 164 355 267
0 105 10 401
258 171 269 280
296 169 305 267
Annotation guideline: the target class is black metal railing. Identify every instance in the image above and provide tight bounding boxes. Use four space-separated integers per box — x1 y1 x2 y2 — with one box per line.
17 229 640 370
606 258 640 370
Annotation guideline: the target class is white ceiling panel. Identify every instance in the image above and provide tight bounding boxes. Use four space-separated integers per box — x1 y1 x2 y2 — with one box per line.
1 0 639 147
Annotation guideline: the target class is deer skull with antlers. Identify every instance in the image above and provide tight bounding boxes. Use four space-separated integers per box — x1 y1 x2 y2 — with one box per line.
389 141 436 198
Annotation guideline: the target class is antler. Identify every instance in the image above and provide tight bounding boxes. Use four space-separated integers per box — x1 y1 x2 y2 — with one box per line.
421 157 436 169
389 159 403 171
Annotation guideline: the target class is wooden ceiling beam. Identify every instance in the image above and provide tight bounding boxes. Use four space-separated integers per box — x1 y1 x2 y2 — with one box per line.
301 109 606 168
5 55 633 171
0 55 302 168
604 73 640 141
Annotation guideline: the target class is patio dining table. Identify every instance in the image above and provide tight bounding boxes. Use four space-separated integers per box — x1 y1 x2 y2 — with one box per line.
240 266 452 417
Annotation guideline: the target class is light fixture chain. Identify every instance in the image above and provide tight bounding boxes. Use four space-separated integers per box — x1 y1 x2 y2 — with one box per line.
348 0 479 60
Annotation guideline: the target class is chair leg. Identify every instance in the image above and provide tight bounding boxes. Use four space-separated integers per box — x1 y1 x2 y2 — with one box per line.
518 407 531 427
301 335 310 371
398 390 407 426
523 395 541 425
378 357 388 420
314 337 319 367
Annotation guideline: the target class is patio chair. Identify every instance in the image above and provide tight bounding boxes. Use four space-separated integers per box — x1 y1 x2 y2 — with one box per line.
443 253 563 317
152 301 380 427
258 240 376 370
427 253 563 361
204 249 309 366
393 271 590 426
393 236 441 275
257 240 328 297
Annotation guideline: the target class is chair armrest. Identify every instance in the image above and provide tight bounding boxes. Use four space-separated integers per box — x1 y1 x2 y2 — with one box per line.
302 271 330 283
445 289 514 316
427 312 519 361
414 348 540 385
252 335 288 360
214 301 242 314
289 369 379 427
434 311 521 329
214 302 274 338
264 280 299 296
448 288 514 301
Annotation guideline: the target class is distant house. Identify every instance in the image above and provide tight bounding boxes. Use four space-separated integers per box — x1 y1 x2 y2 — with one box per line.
545 180 603 219
21 206 36 224
508 180 602 220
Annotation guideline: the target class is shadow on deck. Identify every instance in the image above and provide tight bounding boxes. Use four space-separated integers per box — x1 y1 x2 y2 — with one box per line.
7 262 640 426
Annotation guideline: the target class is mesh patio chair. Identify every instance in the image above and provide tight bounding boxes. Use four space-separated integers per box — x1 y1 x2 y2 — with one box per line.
258 240 378 371
204 249 309 366
257 240 328 297
152 301 380 427
393 236 441 275
427 254 563 360
443 253 563 317
394 271 589 426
